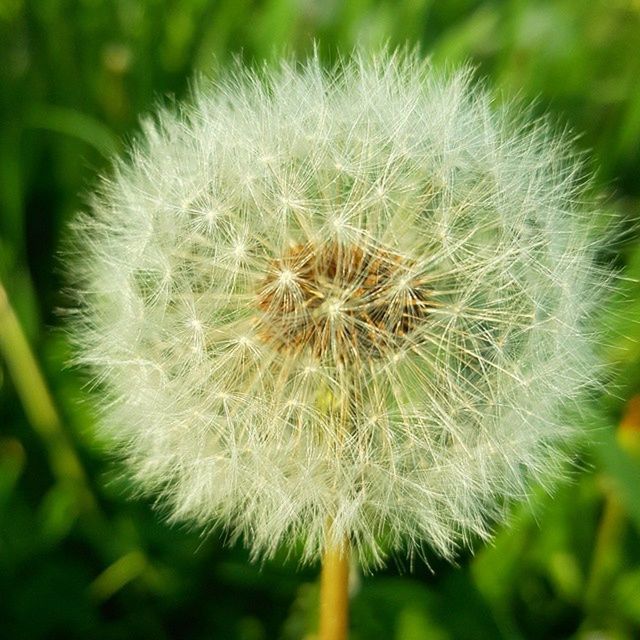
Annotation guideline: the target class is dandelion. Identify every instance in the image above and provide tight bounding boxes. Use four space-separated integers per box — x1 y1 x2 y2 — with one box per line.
69 51 609 638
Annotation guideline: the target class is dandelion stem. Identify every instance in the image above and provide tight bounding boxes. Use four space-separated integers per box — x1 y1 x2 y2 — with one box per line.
318 539 350 640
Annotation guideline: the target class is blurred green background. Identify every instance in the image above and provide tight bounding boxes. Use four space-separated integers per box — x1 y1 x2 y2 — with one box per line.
1 1 640 638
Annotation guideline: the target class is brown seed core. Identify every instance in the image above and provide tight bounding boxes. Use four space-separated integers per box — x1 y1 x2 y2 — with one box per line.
256 241 430 360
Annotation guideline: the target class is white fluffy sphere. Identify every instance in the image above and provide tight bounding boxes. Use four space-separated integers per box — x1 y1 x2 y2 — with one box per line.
71 52 608 566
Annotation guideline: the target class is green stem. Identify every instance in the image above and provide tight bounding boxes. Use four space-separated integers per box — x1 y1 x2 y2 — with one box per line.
0 280 159 599
0 280 95 510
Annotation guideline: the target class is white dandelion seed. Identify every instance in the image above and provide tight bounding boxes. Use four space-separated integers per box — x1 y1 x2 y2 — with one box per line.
69 51 611 569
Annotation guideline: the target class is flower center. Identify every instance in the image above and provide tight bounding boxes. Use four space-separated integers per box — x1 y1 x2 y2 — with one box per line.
256 241 430 361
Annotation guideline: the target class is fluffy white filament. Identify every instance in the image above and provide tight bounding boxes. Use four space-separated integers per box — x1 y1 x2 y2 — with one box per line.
70 52 608 567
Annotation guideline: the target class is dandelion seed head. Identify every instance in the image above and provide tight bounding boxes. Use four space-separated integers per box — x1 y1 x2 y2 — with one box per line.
69 51 611 567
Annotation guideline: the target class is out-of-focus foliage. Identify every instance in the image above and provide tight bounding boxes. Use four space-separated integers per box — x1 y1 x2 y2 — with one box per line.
0 1 639 638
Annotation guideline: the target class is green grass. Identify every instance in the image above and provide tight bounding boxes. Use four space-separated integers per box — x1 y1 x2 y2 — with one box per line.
1 1 640 638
